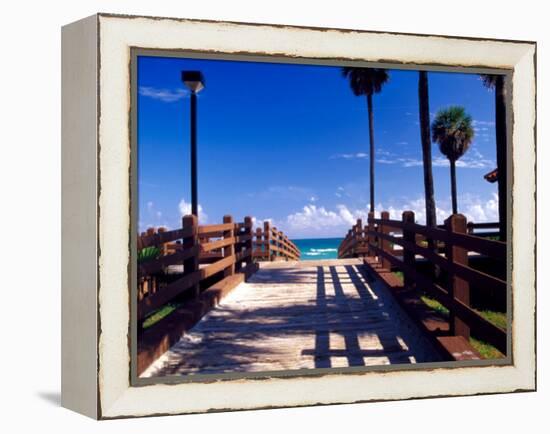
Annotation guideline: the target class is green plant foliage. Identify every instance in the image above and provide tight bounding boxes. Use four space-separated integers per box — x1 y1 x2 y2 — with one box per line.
138 246 160 263
142 303 180 329
470 337 504 359
431 106 475 162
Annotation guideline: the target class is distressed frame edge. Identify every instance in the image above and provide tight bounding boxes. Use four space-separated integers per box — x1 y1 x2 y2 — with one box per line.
95 11 536 46
93 14 536 419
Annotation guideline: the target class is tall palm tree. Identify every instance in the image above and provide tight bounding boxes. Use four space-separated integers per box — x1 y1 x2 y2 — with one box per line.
480 74 507 241
418 71 436 229
431 106 475 214
342 67 389 213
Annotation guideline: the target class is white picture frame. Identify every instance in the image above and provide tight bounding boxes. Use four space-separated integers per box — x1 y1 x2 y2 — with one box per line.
61 13 536 419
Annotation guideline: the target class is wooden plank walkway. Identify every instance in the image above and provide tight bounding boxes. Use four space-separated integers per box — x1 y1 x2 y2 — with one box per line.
141 259 442 377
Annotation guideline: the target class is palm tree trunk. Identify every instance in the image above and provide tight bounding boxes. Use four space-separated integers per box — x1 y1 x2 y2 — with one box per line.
367 93 375 213
418 71 436 228
495 75 507 241
450 159 458 214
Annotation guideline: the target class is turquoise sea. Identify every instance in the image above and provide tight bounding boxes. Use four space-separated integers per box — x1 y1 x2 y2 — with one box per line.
292 237 343 260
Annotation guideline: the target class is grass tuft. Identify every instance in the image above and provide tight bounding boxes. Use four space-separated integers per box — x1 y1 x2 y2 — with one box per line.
420 295 450 316
393 271 404 283
417 295 506 360
476 309 507 330
142 303 180 329
470 337 504 359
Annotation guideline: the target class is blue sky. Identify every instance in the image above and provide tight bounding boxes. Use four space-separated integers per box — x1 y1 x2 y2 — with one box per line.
138 55 499 239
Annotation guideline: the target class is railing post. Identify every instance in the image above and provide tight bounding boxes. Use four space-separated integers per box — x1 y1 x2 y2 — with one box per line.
223 215 235 277
276 230 281 260
157 227 167 256
367 212 375 257
146 227 158 295
402 211 415 289
234 219 243 274
278 230 284 260
356 219 363 257
273 227 279 260
380 211 391 270
271 225 277 260
264 221 271 261
255 227 263 261
244 216 253 269
445 214 470 339
182 214 199 299
351 223 357 258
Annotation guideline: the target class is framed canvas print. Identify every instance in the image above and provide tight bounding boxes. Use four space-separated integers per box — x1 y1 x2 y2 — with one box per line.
61 13 536 419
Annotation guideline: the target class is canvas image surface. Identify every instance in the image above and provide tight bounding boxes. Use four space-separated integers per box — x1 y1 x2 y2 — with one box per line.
133 53 510 380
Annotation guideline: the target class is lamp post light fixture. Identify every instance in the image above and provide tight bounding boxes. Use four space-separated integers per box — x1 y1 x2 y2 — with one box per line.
181 70 205 218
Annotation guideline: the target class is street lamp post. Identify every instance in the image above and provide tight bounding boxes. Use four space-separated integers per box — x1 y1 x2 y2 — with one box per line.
181 71 205 218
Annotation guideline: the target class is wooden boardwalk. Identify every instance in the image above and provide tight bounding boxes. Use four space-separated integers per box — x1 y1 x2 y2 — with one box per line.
141 259 442 377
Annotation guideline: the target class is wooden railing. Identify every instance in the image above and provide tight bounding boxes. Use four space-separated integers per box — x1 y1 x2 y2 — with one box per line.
253 221 301 261
137 214 259 374
338 211 507 354
137 214 255 322
137 215 299 374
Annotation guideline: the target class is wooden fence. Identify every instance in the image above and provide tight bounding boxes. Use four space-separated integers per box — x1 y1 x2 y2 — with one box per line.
338 211 507 355
253 221 301 261
137 215 257 320
137 215 299 374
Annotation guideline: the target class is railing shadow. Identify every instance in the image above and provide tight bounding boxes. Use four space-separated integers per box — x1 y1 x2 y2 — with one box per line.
302 265 426 367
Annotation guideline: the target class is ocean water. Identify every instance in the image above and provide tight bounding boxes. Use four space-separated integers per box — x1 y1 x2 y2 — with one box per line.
292 237 343 260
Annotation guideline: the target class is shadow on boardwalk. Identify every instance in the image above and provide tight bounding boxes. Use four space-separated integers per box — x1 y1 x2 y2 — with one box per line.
141 260 442 377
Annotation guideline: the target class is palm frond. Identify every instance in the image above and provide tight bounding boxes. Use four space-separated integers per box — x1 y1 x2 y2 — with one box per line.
341 67 389 97
431 106 475 161
480 74 498 89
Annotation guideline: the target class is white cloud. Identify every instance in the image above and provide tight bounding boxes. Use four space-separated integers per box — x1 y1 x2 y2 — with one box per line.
375 197 448 225
472 119 495 127
140 201 170 232
377 194 499 225
280 193 499 238
335 185 351 199
178 198 208 223
330 152 369 160
378 154 494 170
286 204 357 233
284 204 372 237
139 86 188 103
377 158 398 165
458 193 499 223
251 216 274 230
